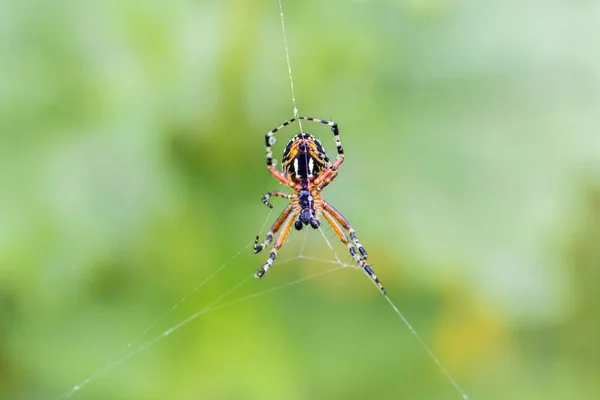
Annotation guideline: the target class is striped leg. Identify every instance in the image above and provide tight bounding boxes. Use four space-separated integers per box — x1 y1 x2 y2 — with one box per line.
255 209 298 279
264 118 297 187
323 201 367 259
321 209 385 294
321 209 362 264
264 116 343 167
254 204 293 254
265 118 297 167
315 168 339 192
298 116 344 167
261 191 295 209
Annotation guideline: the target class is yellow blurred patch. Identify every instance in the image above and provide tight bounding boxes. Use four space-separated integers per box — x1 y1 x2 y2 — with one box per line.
432 284 513 376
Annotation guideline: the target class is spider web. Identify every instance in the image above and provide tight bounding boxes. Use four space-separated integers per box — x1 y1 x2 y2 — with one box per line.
53 213 468 400
54 2 470 399
54 213 354 399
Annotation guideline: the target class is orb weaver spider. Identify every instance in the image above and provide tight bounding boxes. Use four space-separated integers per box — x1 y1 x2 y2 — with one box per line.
253 116 386 294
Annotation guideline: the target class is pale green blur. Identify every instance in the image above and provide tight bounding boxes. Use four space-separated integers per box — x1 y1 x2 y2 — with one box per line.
1 0 599 399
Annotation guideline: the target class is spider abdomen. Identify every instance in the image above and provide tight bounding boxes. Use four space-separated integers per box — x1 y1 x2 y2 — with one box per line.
282 133 329 184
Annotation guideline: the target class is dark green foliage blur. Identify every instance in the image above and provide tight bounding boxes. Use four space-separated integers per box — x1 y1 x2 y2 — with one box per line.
1 0 599 399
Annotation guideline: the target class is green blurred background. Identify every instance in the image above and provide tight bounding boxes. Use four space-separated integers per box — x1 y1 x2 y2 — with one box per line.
1 0 599 399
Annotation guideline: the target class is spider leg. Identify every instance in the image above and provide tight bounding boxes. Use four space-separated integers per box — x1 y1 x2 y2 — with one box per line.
264 118 297 188
320 208 385 294
322 201 367 259
268 166 293 187
298 116 344 168
314 168 339 193
254 203 294 254
261 191 295 209
255 209 299 279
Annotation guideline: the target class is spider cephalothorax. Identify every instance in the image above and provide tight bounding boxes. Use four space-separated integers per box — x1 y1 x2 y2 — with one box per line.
253 116 386 294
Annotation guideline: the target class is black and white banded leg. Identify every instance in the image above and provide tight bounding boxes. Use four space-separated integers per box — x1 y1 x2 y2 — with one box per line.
265 118 297 167
255 210 298 279
320 209 385 294
264 116 343 168
323 201 368 259
349 230 368 260
254 204 293 254
261 191 295 209
298 116 344 162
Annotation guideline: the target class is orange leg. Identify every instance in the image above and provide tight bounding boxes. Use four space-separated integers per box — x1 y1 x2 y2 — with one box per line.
314 167 338 192
255 209 299 279
321 209 385 294
268 166 294 187
322 201 367 259
254 204 294 254
264 118 297 188
261 191 295 209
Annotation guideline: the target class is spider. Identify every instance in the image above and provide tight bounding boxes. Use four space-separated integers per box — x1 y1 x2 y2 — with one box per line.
253 116 386 294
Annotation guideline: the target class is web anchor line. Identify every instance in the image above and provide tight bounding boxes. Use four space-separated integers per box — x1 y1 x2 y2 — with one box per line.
278 0 303 133
316 227 470 400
